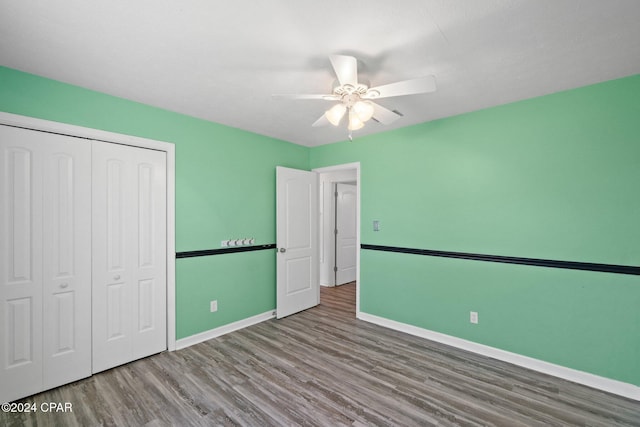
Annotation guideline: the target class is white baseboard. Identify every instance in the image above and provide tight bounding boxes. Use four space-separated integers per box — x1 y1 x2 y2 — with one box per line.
358 312 640 401
175 310 275 350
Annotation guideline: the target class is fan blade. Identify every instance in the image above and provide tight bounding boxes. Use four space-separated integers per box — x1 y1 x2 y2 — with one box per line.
312 114 330 127
365 75 436 99
329 55 358 87
371 102 402 125
272 94 339 100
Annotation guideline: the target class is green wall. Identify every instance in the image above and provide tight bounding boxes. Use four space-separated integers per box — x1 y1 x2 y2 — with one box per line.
310 74 640 385
0 66 309 339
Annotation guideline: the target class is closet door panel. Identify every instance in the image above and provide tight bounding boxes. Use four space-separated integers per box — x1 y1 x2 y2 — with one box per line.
42 139 91 389
0 126 44 403
92 142 166 373
92 151 133 371
133 156 166 359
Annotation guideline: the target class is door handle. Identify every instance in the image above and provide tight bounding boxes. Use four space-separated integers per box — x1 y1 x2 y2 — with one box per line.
279 248 286 253
60 283 69 289
114 275 121 280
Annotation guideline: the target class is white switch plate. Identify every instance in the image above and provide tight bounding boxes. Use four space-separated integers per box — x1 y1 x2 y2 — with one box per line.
470 311 478 324
210 300 218 312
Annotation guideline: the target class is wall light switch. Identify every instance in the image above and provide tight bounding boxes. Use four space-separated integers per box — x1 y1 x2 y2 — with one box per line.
373 220 380 231
210 300 218 312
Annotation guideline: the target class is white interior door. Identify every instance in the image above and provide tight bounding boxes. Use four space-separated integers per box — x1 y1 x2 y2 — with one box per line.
335 183 357 285
276 166 319 319
0 125 91 403
92 142 167 373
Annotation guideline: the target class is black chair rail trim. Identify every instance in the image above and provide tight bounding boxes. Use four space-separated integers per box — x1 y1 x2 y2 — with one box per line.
176 244 276 259
361 244 640 276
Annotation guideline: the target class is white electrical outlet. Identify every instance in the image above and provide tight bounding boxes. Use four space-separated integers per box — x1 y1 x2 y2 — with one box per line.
470 311 478 324
210 300 218 312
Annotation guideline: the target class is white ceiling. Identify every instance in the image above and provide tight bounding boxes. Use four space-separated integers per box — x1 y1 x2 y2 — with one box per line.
1 1 639 147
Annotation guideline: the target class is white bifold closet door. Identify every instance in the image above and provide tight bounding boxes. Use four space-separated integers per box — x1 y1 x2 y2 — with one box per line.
1 125 167 402
0 125 92 403
91 142 167 373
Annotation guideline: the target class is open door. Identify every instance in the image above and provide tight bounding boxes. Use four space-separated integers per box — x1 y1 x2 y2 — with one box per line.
276 166 319 318
335 183 357 285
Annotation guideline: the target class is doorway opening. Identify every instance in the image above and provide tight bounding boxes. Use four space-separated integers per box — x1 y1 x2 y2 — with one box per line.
314 162 360 315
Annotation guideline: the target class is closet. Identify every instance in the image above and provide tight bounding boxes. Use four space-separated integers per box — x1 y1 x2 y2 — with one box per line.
0 124 167 403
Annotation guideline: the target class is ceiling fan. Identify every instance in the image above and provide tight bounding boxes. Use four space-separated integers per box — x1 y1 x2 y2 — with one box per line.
274 55 437 140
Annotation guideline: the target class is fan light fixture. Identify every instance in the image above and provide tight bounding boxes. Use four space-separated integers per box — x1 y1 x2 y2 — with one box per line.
348 109 364 131
273 54 437 142
324 94 375 133
353 100 374 122
324 103 347 126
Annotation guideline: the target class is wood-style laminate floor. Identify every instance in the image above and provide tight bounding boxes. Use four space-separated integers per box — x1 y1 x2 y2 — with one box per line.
2 282 639 426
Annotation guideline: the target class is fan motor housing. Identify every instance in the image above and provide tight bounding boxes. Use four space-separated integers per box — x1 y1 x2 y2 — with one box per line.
333 82 370 106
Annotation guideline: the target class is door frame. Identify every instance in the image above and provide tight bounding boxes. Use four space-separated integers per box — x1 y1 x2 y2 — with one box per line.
0 112 177 351
313 162 361 315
